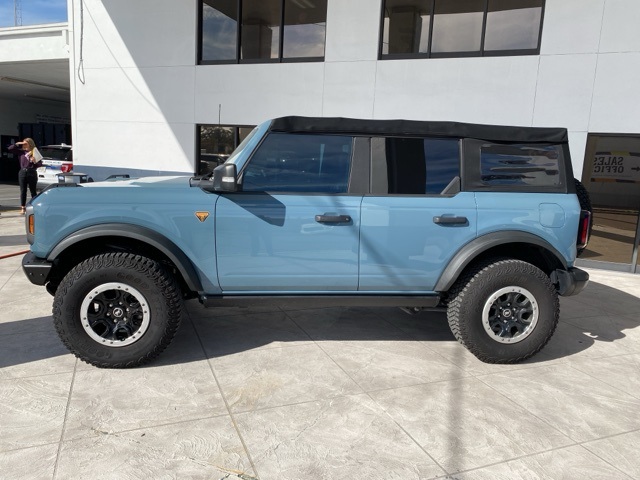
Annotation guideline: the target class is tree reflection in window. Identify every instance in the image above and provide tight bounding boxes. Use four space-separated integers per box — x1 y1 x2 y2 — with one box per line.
198 125 255 175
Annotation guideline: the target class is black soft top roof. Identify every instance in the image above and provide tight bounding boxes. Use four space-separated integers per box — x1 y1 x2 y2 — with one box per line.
269 116 568 144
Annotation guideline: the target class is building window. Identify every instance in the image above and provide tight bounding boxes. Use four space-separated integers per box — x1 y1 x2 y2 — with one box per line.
199 0 327 64
380 0 544 59
198 125 254 175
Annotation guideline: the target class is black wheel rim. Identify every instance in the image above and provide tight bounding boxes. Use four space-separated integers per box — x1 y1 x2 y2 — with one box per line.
80 282 150 347
481 286 539 344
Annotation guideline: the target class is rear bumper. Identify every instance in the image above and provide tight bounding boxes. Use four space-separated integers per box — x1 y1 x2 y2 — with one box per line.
552 267 589 296
22 252 52 286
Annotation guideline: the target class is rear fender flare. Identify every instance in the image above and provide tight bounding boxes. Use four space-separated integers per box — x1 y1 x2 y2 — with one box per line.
434 231 568 292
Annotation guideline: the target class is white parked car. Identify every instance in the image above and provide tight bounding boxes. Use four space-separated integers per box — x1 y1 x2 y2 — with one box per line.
36 144 73 191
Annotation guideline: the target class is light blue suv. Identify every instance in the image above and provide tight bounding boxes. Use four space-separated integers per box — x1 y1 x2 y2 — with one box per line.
22 116 591 368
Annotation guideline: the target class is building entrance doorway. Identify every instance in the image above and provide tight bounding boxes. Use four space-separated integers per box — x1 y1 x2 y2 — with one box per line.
579 134 640 273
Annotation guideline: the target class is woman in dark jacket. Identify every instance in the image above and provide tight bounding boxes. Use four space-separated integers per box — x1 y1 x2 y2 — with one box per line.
8 138 42 214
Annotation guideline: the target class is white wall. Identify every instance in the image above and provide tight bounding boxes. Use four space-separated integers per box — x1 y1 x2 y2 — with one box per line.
68 0 197 176
68 0 640 180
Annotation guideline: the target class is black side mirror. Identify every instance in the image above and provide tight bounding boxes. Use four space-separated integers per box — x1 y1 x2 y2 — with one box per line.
212 163 238 192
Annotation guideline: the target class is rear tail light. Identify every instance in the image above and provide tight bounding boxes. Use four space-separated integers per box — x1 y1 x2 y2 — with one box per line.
577 210 591 250
61 164 73 173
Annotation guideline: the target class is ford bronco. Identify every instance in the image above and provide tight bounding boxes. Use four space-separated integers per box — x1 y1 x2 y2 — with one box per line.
22 116 591 367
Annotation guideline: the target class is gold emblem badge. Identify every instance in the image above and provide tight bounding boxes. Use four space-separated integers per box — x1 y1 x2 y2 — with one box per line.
195 211 210 222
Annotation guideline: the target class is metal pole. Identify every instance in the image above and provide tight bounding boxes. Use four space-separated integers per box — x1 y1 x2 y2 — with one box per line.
14 0 22 26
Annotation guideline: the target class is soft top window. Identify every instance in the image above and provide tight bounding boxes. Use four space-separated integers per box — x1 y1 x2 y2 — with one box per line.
480 144 561 187
462 139 569 192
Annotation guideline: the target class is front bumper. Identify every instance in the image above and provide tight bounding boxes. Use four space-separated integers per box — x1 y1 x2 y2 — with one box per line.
552 267 589 296
22 252 52 286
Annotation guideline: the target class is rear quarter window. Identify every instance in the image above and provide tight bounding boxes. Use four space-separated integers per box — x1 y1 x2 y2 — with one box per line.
463 139 568 192
480 144 561 187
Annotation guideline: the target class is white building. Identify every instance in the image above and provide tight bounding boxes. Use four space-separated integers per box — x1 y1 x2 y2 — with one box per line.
1 0 639 271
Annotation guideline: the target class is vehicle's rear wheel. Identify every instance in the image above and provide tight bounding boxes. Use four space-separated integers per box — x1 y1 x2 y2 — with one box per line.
447 258 558 363
53 253 183 368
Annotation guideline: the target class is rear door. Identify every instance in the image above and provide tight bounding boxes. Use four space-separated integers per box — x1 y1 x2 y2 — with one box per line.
215 133 363 292
359 137 478 292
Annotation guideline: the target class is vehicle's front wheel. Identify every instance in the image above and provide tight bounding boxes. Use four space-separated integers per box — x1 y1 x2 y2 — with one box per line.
447 259 558 363
53 253 183 368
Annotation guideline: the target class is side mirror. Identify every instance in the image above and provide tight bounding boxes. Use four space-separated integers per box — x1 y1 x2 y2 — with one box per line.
212 163 238 192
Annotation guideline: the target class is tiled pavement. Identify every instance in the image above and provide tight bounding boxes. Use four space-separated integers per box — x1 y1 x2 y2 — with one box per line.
1 201 640 479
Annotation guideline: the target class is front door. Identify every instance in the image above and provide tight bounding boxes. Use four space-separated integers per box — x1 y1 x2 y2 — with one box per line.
215 132 361 292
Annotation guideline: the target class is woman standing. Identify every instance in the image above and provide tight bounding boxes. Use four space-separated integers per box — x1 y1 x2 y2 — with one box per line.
8 138 42 214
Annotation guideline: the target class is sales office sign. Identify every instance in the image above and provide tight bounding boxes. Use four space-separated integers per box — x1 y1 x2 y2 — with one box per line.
591 151 640 183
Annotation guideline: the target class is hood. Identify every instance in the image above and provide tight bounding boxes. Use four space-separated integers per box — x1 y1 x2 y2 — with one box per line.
80 175 193 189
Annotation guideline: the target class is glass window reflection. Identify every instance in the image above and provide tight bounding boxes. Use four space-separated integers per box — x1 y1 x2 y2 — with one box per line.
372 137 460 194
425 139 460 193
200 0 327 63
283 0 327 58
242 133 353 193
431 0 484 54
241 0 281 60
381 0 431 55
198 125 256 175
485 0 542 51
379 0 545 58
201 0 238 62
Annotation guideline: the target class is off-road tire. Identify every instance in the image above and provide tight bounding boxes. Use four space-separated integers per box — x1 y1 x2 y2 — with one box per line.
447 258 559 363
53 253 183 368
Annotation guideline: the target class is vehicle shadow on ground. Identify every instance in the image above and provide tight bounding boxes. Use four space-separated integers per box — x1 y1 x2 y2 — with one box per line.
0 316 71 370
181 280 640 366
0 281 638 369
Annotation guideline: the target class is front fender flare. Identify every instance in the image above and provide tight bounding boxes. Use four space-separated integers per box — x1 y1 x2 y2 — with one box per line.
433 231 568 292
47 223 203 293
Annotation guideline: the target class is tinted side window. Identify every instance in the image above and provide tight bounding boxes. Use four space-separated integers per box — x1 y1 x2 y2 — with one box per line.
480 144 561 187
371 137 460 194
242 133 353 193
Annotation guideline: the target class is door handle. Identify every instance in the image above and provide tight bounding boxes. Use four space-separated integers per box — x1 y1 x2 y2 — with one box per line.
315 214 352 224
433 215 468 225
